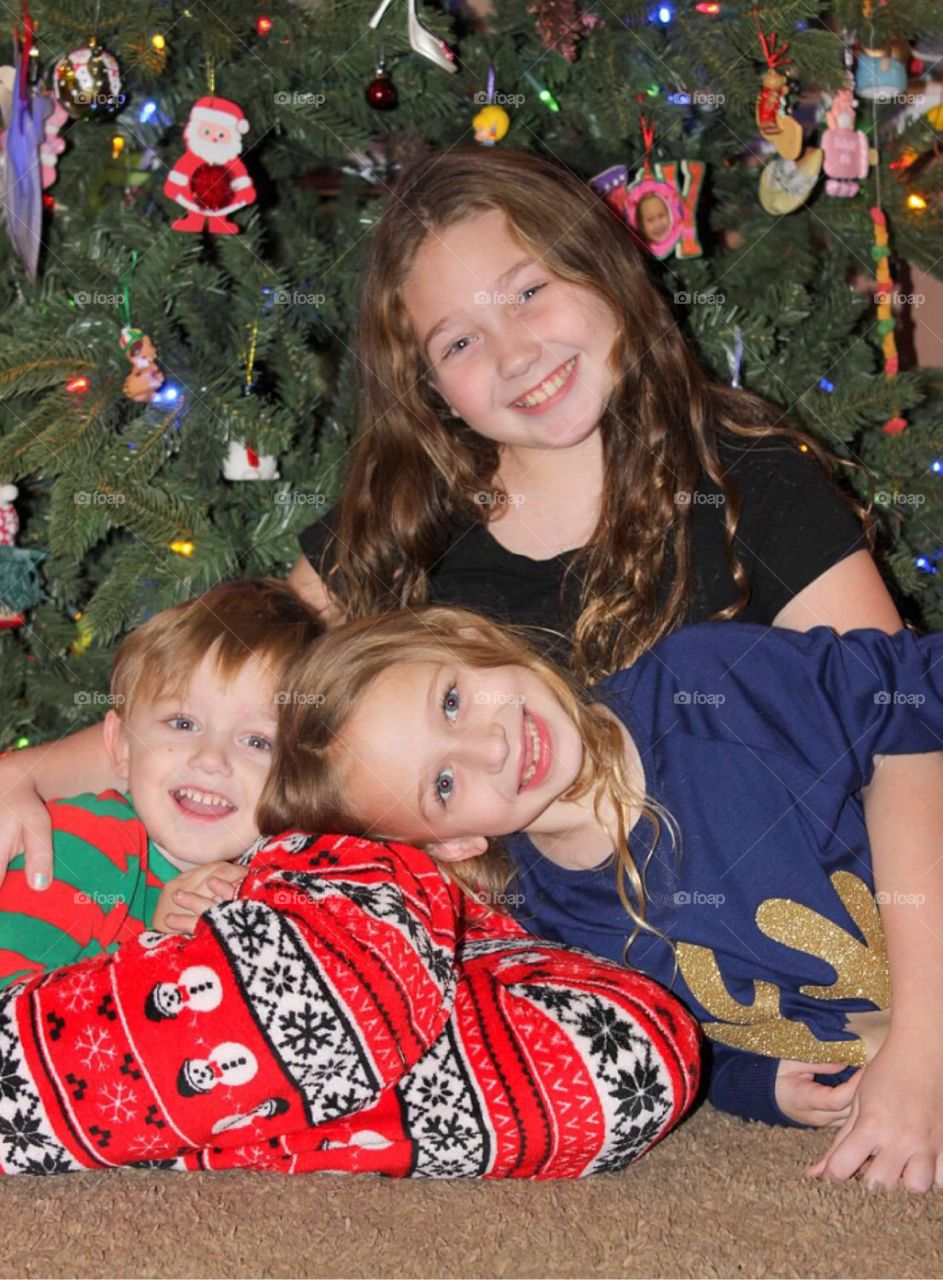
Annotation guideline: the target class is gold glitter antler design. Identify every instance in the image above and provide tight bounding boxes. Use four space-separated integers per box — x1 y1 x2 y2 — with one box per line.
675 872 889 1066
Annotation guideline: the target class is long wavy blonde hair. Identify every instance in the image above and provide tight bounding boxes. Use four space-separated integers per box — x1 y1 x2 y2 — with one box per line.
257 604 680 946
315 145 875 690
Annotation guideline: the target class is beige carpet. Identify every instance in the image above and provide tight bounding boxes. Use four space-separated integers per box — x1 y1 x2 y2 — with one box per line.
2 1105 940 1279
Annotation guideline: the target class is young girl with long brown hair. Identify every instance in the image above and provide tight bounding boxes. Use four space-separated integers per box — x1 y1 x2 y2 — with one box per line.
255 603 943 1192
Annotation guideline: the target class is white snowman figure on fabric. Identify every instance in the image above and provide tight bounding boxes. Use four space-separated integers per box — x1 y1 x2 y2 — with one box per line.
145 965 224 1021
222 440 279 481
177 1042 259 1097
163 96 256 235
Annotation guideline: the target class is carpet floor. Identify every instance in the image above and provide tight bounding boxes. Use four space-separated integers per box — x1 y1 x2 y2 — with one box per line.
1 1104 940 1279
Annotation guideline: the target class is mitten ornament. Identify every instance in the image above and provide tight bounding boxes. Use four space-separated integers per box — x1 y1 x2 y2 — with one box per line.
163 97 256 235
822 88 870 197
222 441 279 481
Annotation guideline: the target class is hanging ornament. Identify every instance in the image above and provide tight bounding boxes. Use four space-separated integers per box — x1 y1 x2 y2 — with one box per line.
115 252 164 403
39 97 68 191
473 66 510 145
527 0 599 62
367 0 457 75
0 18 52 281
758 147 823 214
822 86 872 197
365 60 398 110
120 327 163 403
591 110 704 259
855 44 908 102
54 38 125 121
754 16 803 160
854 0 908 102
222 441 279 480
0 485 44 629
222 322 280 481
870 207 907 434
164 82 257 234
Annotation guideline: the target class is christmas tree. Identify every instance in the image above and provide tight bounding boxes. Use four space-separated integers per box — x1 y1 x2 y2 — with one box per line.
0 0 941 746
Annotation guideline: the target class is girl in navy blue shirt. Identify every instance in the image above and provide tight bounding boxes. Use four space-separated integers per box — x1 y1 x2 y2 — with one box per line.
259 605 943 1193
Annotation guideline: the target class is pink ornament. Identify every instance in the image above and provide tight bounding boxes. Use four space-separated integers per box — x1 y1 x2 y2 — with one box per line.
822 89 870 197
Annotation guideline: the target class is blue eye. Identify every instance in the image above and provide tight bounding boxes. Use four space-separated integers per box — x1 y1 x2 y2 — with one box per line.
435 767 455 806
443 336 471 360
244 734 273 752
168 716 197 732
518 284 545 304
442 684 460 721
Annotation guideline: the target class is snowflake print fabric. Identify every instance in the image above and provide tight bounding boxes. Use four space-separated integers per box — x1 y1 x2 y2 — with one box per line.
0 833 699 1178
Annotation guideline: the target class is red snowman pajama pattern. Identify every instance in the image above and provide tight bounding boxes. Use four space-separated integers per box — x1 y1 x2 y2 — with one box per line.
0 833 700 1178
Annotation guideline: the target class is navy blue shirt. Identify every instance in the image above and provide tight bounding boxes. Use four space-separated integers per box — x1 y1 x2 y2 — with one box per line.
506 622 943 1125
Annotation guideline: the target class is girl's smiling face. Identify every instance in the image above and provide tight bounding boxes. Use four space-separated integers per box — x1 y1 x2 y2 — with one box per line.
336 659 585 847
403 208 621 456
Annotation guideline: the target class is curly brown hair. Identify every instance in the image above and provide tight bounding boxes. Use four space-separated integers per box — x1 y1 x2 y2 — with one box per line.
320 145 874 688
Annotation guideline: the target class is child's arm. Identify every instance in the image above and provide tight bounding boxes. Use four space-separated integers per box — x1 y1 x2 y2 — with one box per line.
708 1041 860 1128
0 722 119 890
152 862 247 934
809 751 943 1191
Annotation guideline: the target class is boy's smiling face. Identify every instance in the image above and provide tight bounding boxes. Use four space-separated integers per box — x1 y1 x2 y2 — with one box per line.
104 650 278 871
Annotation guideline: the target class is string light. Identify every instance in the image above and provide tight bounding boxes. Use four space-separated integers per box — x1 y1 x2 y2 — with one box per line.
138 99 158 123
66 376 89 393
522 72 559 112
818 378 835 393
151 383 181 406
907 193 927 211
257 15 272 35
170 537 194 557
111 135 125 160
151 33 166 50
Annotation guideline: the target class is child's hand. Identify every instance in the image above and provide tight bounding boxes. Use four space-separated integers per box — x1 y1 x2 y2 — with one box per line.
774 1059 862 1128
0 770 53 891
808 1035 943 1191
152 861 246 936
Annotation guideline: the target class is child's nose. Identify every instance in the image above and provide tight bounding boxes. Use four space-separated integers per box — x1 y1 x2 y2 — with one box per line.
460 723 508 773
188 737 232 774
497 329 541 383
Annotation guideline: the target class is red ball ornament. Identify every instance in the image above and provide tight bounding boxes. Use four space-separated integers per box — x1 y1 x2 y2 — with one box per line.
190 162 235 211
365 62 398 111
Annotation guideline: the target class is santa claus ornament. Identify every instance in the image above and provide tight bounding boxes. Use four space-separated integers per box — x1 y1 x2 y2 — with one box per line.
163 96 256 235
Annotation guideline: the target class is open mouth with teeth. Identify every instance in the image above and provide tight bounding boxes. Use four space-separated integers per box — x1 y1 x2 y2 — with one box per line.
519 708 552 791
512 355 578 409
171 786 237 820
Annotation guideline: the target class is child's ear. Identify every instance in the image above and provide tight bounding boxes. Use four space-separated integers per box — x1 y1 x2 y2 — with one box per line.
102 709 130 782
424 835 489 863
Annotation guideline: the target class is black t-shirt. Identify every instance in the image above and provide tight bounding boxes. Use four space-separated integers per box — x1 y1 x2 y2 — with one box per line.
299 440 868 670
